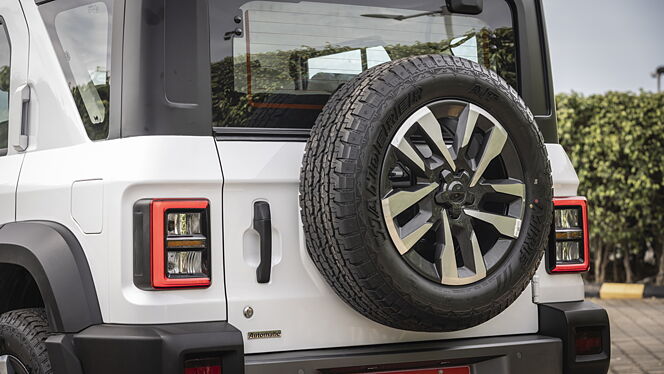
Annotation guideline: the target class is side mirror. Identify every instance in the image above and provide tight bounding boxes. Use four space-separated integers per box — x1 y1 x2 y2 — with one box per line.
446 0 483 15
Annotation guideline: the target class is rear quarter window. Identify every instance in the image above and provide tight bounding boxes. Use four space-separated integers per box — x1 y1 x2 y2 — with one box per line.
39 0 113 140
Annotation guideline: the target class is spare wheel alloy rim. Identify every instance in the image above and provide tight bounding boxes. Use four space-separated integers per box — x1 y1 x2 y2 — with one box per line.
380 99 526 286
0 354 29 374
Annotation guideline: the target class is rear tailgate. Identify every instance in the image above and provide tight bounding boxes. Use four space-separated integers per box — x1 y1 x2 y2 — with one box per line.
217 140 540 354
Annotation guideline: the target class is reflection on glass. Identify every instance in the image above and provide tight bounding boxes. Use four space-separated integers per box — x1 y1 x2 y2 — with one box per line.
55 2 109 125
556 241 580 262
555 208 580 229
41 0 112 140
210 0 517 129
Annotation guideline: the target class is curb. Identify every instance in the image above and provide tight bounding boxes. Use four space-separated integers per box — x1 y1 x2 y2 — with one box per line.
585 283 664 299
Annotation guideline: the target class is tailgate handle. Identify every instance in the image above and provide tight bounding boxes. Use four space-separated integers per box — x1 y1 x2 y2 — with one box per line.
253 201 272 283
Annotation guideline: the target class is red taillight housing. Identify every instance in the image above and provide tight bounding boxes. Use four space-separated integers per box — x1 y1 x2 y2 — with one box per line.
184 358 222 374
134 199 211 290
547 197 590 273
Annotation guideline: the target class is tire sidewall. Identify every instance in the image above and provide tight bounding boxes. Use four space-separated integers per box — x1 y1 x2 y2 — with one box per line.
0 309 51 374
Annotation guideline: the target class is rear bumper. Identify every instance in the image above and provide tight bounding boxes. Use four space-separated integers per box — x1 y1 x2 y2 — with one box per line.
246 335 563 374
45 301 610 374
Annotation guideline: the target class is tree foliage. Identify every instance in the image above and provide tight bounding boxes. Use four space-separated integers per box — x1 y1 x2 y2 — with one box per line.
556 92 664 283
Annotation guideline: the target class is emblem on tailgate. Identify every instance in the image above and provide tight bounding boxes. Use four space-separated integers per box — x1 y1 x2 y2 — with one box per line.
248 330 282 340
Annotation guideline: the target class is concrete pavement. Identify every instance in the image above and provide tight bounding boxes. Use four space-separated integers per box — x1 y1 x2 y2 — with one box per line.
592 298 664 373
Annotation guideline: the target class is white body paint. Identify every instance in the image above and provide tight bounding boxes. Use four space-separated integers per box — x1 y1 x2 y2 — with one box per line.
0 0 583 355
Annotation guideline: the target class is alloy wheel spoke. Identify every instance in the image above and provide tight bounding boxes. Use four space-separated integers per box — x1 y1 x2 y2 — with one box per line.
392 137 426 173
381 183 439 218
415 107 456 171
457 227 486 279
481 179 525 198
400 222 434 254
0 355 16 374
469 125 508 187
455 103 481 152
437 210 459 282
464 209 522 239
390 110 429 173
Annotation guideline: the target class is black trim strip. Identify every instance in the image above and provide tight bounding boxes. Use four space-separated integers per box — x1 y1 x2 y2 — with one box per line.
214 127 310 142
246 335 562 374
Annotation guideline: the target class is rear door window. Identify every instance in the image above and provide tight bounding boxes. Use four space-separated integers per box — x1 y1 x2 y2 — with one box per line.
210 0 517 130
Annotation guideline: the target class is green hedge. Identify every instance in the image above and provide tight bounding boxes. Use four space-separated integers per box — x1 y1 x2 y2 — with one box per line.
556 92 664 283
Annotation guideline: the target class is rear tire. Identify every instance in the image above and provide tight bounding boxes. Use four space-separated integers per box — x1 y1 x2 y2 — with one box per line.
0 308 52 374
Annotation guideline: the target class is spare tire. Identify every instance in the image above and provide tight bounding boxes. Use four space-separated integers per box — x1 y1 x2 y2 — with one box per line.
299 55 553 332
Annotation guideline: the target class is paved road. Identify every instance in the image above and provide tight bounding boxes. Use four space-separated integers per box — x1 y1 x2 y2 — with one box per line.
593 298 664 373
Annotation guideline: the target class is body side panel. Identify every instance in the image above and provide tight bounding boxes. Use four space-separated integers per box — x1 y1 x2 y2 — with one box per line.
16 136 227 324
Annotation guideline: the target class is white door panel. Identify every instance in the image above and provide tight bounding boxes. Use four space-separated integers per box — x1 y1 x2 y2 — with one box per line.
0 155 22 224
0 0 29 224
219 141 539 354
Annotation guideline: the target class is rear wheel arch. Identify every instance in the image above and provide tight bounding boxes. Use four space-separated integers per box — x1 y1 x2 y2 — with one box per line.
0 221 102 333
0 264 44 316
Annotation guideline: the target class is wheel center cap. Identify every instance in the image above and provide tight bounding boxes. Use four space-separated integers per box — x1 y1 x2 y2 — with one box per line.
447 181 466 203
435 170 474 209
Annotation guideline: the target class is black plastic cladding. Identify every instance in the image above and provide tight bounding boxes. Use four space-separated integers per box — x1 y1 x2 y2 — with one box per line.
0 221 102 333
538 301 611 374
60 0 557 142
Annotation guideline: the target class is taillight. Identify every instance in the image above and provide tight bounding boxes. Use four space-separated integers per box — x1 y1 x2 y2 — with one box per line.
575 327 603 356
546 197 589 273
184 358 222 374
134 199 211 290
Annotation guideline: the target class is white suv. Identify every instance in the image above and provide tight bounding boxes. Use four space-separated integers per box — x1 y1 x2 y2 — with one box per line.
0 0 610 373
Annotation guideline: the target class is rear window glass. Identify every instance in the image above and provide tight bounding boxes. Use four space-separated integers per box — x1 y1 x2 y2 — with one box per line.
39 0 113 140
210 0 517 130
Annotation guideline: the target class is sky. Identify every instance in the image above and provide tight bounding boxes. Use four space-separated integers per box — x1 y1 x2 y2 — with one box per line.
542 0 664 94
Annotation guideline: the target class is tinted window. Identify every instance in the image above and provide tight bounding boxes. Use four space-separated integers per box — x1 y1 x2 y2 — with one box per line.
0 19 9 155
210 0 517 130
39 0 113 140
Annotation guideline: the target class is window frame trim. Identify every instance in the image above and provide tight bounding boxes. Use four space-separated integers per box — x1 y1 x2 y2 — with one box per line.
0 16 11 156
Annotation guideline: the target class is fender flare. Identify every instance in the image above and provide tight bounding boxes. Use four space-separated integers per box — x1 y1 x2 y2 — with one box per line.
0 221 102 333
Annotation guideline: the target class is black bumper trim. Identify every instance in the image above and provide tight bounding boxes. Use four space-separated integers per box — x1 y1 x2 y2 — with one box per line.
47 321 244 374
44 301 610 374
245 335 563 374
538 301 611 374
